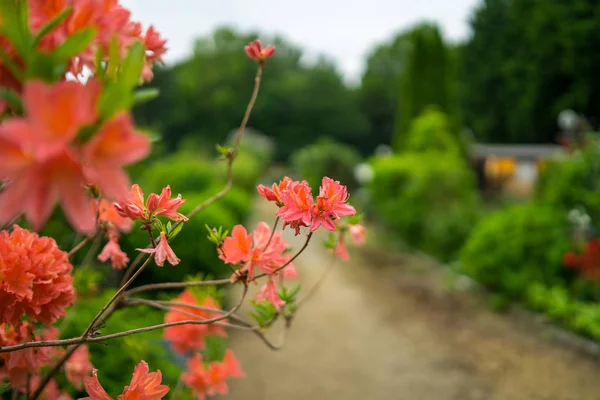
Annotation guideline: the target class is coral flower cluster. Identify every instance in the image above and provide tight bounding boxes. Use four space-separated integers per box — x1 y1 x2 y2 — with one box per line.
0 225 75 326
258 176 357 233
0 323 59 389
82 360 169 400
164 290 227 354
182 350 244 400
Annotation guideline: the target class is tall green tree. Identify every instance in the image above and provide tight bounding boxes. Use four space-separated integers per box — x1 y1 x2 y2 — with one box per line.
460 0 600 143
392 23 456 150
134 26 368 161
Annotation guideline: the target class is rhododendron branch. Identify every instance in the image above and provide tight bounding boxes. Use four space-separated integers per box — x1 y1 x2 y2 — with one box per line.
125 298 253 331
253 232 314 281
83 255 153 336
123 278 232 297
186 65 263 220
67 236 92 257
119 251 146 287
148 299 252 326
263 216 280 251
296 258 338 310
0 285 249 353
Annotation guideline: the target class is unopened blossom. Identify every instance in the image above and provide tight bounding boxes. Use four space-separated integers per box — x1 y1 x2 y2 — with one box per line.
310 177 356 232
138 232 180 267
220 222 294 280
255 277 285 309
164 290 226 354
256 176 292 206
0 323 57 389
81 360 169 400
182 350 244 400
244 40 276 63
0 226 75 326
65 345 93 390
113 184 146 221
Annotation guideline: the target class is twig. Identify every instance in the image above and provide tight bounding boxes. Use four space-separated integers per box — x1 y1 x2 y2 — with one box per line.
30 345 80 399
68 236 92 257
252 232 313 281
123 278 231 297
263 216 280 251
185 65 264 220
119 250 146 287
3 285 249 354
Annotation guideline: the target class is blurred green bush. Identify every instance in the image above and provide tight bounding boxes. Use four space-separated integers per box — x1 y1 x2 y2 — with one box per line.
369 151 479 261
459 203 571 300
536 139 600 225
403 107 464 157
291 138 362 191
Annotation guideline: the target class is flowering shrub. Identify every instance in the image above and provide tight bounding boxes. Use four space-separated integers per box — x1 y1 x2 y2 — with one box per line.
0 2 365 399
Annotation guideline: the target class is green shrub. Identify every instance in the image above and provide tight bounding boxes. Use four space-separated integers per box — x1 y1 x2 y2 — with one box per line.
460 203 570 300
369 152 479 260
404 107 463 156
215 150 264 192
536 140 600 224
291 137 362 191
139 153 218 196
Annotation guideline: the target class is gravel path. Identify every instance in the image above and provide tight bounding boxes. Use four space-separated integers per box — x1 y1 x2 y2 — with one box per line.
227 202 600 400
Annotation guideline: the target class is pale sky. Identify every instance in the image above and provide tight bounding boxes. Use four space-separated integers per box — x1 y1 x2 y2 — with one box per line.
121 0 480 83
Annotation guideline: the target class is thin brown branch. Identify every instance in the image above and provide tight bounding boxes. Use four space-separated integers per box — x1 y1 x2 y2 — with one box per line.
68 236 92 258
119 250 146 287
2 285 249 354
185 65 263 220
30 344 79 399
83 255 152 337
252 232 313 281
263 216 280 251
123 278 231 297
148 299 252 327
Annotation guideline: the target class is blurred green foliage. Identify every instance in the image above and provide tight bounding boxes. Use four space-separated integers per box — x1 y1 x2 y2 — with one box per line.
291 138 362 192
536 139 600 224
392 23 458 150
460 203 571 300
370 153 479 261
134 26 368 161
460 0 600 143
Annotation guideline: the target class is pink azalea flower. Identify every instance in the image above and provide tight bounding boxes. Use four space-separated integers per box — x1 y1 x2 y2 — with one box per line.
220 222 295 280
310 177 356 232
182 350 244 400
81 360 169 400
146 186 188 222
256 176 292 205
244 40 276 62
98 237 130 269
255 277 286 309
334 238 350 261
65 345 93 390
138 232 180 267
276 180 313 232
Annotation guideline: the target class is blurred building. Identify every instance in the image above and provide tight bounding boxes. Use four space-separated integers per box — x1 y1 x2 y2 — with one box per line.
470 143 567 198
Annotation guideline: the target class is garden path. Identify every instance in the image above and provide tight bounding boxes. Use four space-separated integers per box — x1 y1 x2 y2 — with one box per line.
228 201 600 400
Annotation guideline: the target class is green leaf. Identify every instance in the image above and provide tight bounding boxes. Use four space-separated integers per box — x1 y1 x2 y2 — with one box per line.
133 88 160 105
52 27 96 63
119 40 145 89
32 6 72 48
98 84 131 119
169 222 184 240
0 87 23 113
0 382 10 395
0 0 32 59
